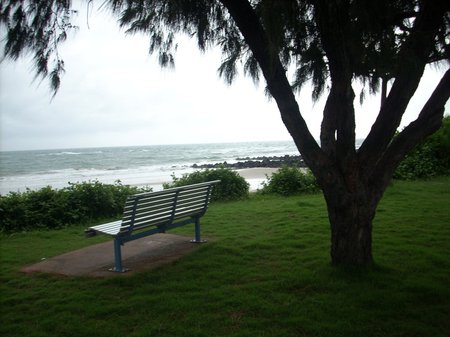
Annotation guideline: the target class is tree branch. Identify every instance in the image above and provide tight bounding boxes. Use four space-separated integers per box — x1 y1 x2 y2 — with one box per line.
359 0 450 171
314 0 356 170
371 68 450 198
320 92 337 158
218 0 328 173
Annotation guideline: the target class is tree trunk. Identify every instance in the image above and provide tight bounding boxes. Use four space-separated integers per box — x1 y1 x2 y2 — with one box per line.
322 183 376 266
380 78 388 108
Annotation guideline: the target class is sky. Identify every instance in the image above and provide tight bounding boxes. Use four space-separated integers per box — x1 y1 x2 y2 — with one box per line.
0 3 448 152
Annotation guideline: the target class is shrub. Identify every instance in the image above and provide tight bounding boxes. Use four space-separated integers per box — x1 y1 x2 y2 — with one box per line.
0 181 150 232
394 115 450 180
260 166 319 196
163 167 249 201
393 144 445 180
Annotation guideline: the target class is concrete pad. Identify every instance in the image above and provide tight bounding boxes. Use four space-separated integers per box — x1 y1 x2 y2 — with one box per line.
20 233 204 277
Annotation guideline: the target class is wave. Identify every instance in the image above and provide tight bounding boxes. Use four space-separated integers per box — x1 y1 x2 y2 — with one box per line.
0 165 197 195
52 151 83 156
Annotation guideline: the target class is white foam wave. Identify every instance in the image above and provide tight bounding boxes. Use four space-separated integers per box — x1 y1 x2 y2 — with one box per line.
0 165 196 195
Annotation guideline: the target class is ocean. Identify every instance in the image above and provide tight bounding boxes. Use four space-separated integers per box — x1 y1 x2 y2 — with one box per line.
0 141 299 195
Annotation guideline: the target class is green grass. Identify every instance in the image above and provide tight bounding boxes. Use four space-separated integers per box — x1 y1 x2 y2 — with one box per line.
1 177 449 337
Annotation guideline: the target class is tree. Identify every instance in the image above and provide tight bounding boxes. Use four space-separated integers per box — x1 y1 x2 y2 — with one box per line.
1 0 449 266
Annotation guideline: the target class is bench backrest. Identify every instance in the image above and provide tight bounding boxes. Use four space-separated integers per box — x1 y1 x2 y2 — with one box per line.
118 180 220 235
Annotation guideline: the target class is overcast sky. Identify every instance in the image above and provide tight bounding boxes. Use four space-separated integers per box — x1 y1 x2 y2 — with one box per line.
0 3 448 152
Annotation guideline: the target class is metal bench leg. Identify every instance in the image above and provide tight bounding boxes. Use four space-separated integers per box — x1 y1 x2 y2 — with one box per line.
109 238 129 272
190 218 207 243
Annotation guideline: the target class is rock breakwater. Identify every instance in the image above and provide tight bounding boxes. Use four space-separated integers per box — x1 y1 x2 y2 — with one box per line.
192 155 305 169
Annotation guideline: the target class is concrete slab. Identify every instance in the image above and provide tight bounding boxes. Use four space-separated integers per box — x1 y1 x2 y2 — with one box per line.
20 233 205 277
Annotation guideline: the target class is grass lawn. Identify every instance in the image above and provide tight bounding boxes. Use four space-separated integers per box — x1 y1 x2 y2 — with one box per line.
1 177 449 337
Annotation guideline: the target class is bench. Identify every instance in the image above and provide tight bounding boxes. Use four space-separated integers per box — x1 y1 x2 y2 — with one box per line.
85 180 220 272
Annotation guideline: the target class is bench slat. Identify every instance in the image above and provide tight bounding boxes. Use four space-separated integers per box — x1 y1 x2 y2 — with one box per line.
174 207 205 219
130 204 175 219
177 197 209 207
131 211 174 226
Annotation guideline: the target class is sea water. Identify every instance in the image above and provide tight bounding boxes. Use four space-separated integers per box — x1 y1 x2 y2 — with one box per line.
0 141 299 195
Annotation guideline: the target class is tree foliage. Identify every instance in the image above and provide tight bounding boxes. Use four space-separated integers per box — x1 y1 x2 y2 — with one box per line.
0 0 77 94
1 1 448 99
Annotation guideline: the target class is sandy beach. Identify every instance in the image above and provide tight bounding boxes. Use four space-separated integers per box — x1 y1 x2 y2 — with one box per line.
235 168 279 180
235 167 279 191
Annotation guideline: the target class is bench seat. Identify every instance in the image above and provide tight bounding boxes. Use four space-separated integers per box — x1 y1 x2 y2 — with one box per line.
86 220 122 236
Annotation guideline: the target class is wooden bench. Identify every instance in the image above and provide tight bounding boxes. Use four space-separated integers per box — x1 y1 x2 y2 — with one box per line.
85 180 220 272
